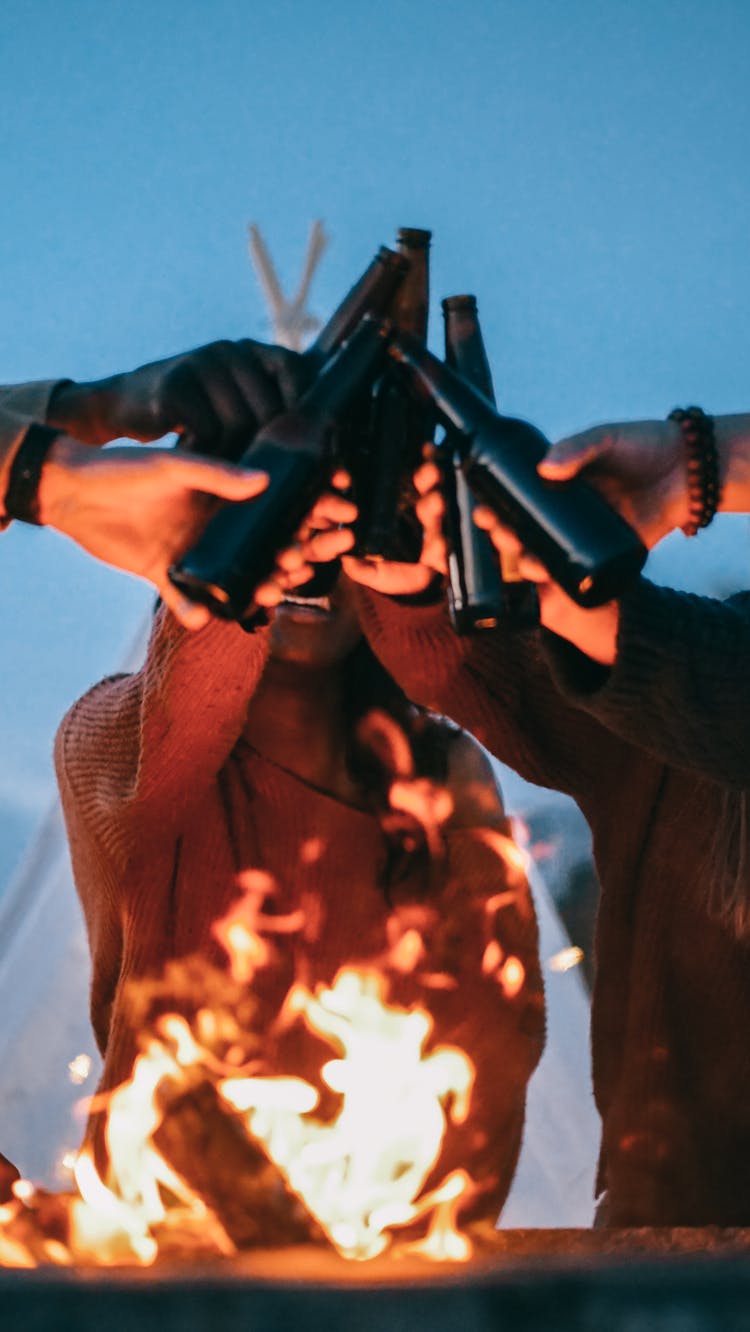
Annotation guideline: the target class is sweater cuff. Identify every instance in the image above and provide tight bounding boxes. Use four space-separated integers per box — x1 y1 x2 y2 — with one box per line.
353 585 462 659
543 578 678 712
0 381 70 529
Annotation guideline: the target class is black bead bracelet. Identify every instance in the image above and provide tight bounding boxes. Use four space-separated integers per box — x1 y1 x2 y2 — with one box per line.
667 406 720 536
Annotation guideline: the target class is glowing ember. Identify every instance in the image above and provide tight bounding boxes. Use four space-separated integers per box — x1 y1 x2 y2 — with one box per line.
67 1054 92 1086
11 1179 35 1203
548 946 584 974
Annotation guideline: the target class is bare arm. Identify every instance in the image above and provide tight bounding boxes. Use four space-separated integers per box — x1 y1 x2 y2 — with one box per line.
37 437 268 628
540 412 750 548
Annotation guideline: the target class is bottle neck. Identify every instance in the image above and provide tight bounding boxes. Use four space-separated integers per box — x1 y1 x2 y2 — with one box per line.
309 249 407 364
389 337 497 442
303 318 389 423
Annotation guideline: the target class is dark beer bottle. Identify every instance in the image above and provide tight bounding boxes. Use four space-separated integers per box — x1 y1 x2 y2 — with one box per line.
389 336 647 609
355 228 432 561
442 295 538 632
169 317 390 620
305 245 408 369
178 245 409 463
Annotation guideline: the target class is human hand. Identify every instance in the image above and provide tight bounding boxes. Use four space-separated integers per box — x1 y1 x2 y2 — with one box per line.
39 437 269 629
46 340 308 454
473 507 620 666
254 469 358 609
539 419 688 549
342 453 448 597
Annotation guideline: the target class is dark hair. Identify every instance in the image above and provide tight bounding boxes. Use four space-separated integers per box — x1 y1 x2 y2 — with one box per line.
340 638 457 899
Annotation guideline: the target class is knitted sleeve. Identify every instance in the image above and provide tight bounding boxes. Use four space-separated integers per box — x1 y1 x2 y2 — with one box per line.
54 607 270 871
543 579 750 789
352 586 618 804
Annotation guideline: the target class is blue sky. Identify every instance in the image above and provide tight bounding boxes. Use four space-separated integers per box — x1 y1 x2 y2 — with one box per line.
1 0 749 885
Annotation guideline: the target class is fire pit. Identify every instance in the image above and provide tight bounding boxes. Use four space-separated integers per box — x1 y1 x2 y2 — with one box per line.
3 826 743 1325
2 1230 750 1331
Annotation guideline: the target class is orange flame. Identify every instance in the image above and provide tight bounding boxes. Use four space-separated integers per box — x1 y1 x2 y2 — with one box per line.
0 767 545 1269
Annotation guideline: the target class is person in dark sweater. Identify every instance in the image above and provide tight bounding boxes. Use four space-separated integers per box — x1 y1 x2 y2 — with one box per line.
344 453 750 1227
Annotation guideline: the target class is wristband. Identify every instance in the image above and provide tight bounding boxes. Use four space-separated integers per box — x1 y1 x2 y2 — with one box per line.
4 424 64 525
667 406 720 537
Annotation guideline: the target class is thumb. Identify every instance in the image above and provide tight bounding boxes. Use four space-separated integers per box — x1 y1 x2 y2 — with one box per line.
167 454 270 501
158 576 212 631
538 430 608 481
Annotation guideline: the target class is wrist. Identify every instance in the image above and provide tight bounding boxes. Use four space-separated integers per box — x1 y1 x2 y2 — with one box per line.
713 415 750 514
537 586 620 666
36 434 92 527
661 419 694 535
4 425 68 526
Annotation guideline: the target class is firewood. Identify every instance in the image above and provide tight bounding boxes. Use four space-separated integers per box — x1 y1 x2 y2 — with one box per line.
153 1076 321 1250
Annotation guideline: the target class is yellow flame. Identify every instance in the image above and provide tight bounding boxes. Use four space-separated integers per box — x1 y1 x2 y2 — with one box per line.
221 968 474 1261
212 869 304 984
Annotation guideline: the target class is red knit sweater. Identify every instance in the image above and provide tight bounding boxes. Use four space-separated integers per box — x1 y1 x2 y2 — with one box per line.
55 610 544 1220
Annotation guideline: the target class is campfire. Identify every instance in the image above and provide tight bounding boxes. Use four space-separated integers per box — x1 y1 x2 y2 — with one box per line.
0 813 538 1271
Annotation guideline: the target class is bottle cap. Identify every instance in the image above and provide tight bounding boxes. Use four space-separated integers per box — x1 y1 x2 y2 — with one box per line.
395 228 432 249
442 294 478 314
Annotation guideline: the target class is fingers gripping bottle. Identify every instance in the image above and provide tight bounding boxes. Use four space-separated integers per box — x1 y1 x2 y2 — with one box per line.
169 318 391 620
389 335 647 609
442 294 538 631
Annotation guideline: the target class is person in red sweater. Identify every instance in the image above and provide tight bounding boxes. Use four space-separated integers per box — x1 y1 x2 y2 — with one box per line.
55 560 545 1227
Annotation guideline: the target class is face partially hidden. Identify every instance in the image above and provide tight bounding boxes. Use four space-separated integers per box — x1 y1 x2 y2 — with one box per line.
268 561 363 668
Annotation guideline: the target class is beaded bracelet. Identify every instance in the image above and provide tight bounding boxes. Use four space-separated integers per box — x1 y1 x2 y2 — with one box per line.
4 424 63 526
667 406 721 536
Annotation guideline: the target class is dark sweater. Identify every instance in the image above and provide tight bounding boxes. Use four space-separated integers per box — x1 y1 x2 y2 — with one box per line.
54 609 544 1221
353 577 750 1226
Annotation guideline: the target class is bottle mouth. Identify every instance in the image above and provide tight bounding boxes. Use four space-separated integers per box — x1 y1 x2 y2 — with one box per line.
442 294 478 314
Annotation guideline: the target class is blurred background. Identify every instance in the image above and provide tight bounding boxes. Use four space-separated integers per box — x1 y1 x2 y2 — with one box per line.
0 0 748 1205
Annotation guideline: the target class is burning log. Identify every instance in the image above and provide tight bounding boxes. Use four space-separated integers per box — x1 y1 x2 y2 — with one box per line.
0 1187 74 1266
153 1075 321 1251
